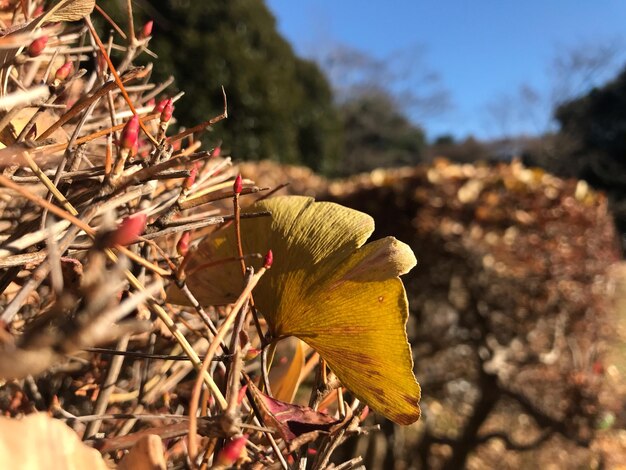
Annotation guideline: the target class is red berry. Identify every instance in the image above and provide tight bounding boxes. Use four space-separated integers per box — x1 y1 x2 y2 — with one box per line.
176 232 191 257
27 35 47 57
233 174 243 194
160 98 173 123
109 213 147 246
216 436 247 466
54 61 73 81
153 98 168 113
120 115 140 151
140 20 153 39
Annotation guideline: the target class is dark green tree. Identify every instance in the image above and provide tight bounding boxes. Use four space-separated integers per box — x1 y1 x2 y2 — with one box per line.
555 66 626 185
104 0 341 174
427 135 491 164
549 65 626 239
336 89 426 176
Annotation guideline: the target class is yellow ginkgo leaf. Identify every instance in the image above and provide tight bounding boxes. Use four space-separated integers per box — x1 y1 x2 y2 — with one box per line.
168 196 421 424
270 338 306 403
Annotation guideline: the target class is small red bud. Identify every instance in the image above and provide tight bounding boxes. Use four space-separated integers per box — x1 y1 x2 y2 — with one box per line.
33 6 44 17
120 115 140 151
183 165 198 190
109 213 147 246
153 98 168 113
160 98 173 123
176 232 191 257
140 20 153 39
54 61 73 82
146 98 156 108
216 435 248 467
27 35 47 57
263 249 273 269
233 174 243 195
211 146 221 158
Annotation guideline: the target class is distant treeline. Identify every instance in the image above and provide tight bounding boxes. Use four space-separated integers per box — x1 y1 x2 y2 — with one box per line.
100 0 626 239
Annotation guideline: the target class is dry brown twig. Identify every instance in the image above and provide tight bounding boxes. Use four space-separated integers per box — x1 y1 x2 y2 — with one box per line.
0 2 369 469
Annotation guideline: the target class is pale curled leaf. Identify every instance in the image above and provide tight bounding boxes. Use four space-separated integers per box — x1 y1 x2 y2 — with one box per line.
117 435 166 470
0 414 108 470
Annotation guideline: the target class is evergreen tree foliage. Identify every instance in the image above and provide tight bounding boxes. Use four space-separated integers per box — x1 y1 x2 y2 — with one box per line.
550 65 626 240
100 0 430 176
112 0 342 173
555 66 626 188
336 90 426 176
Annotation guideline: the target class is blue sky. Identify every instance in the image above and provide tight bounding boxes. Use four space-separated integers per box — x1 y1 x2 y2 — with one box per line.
266 0 626 141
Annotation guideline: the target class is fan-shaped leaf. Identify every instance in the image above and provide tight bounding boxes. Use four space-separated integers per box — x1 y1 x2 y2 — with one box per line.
168 196 421 424
43 0 96 23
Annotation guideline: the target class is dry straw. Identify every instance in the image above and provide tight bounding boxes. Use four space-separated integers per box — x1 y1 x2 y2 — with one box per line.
0 1 375 469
